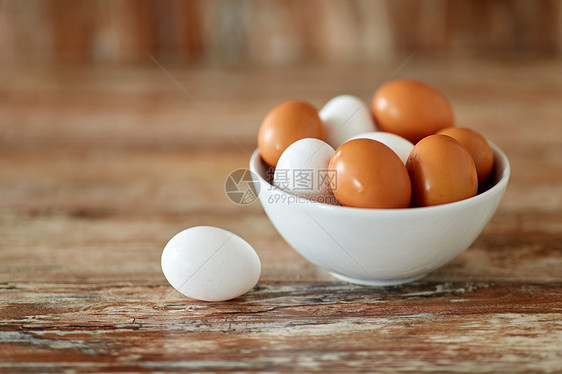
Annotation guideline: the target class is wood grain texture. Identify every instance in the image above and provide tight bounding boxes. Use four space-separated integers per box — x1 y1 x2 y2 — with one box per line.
1 58 562 372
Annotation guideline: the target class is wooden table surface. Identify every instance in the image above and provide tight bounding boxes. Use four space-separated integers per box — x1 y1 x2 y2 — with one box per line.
1 58 561 373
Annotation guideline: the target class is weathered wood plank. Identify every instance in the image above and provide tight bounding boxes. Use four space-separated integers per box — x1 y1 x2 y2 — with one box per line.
1 60 561 372
1 281 561 372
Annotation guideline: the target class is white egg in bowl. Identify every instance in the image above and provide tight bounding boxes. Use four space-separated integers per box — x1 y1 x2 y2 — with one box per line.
249 143 510 286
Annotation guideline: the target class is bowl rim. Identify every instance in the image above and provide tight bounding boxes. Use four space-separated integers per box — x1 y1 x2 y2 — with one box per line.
249 141 510 216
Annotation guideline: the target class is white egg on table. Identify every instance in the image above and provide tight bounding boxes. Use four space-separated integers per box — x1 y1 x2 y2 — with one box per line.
348 131 414 165
274 138 337 204
161 226 261 302
319 95 377 149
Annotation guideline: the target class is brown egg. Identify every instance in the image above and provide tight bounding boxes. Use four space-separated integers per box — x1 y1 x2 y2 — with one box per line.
328 138 411 209
406 134 478 207
372 80 454 143
437 127 494 185
258 100 325 167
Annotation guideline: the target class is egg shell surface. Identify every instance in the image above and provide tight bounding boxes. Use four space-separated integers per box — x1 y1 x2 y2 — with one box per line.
274 138 337 204
372 80 454 143
320 95 376 149
348 131 414 165
258 100 325 167
406 134 478 207
437 127 494 185
161 226 261 302
328 138 412 209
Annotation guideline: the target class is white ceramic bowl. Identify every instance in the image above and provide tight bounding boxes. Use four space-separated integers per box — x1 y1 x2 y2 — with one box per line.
249 143 510 286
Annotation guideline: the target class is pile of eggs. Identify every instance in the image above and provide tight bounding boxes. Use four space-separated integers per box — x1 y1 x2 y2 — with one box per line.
160 79 497 303
258 79 494 209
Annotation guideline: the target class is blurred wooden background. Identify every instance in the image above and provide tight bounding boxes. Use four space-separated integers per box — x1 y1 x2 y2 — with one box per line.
1 0 561 66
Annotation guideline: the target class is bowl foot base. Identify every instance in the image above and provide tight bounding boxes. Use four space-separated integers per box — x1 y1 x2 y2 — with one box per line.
328 272 428 286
